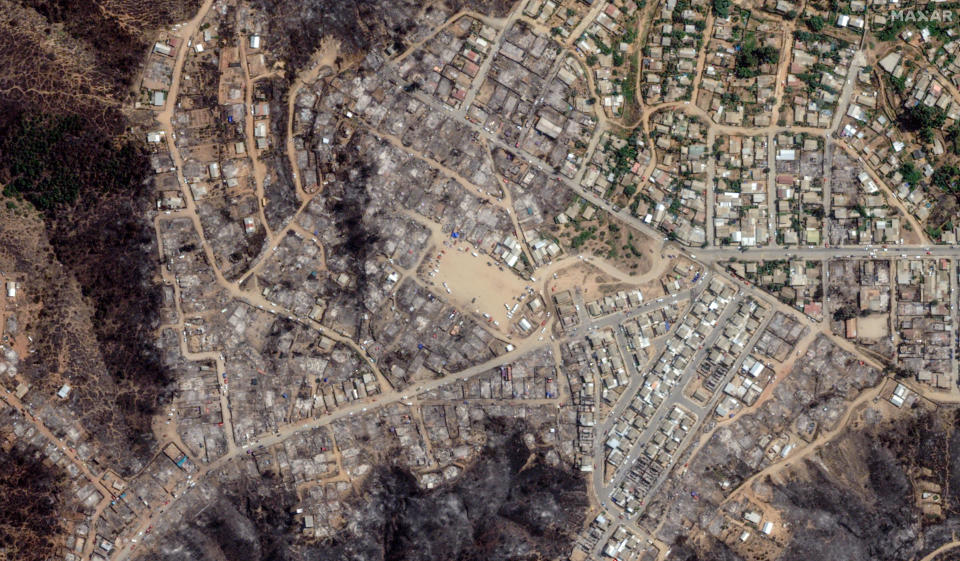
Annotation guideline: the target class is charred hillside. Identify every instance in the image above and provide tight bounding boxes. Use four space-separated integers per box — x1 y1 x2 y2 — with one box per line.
0 0 204 473
0 114 168 474
669 407 960 561
0 108 168 474
137 428 587 561
250 0 515 74
299 428 587 561
0 447 66 561
18 0 201 99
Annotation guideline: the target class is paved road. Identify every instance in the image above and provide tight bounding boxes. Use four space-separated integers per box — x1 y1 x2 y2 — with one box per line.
594 288 740 504
587 287 707 498
587 301 773 558
693 245 960 262
404 81 960 270
108 10 960 558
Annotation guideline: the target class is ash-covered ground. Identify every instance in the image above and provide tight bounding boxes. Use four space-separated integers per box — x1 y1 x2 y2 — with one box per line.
250 0 517 236
0 447 65 561
140 426 587 561
669 406 960 561
0 0 205 476
250 0 515 72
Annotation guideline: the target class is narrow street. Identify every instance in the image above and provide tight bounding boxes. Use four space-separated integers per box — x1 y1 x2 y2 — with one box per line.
95 4 960 560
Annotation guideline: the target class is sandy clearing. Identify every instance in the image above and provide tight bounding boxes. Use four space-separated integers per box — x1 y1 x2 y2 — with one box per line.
428 242 533 333
857 313 889 339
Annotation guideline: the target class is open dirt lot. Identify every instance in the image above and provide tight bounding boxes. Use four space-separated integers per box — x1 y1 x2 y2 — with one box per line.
428 244 532 333
857 314 890 339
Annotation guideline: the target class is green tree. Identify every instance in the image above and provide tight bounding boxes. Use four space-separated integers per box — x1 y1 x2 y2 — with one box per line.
931 165 960 191
887 74 907 94
805 15 825 31
0 114 144 212
734 35 780 78
713 0 731 17
899 162 923 185
904 104 947 130
900 104 947 143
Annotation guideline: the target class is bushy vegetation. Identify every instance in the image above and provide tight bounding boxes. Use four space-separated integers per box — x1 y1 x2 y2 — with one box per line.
734 34 779 78
899 161 923 186
899 104 947 143
805 15 825 31
611 142 639 178
712 0 731 18
793 29 848 48
947 123 960 155
931 165 960 192
887 74 907 94
0 114 145 212
571 225 598 248
875 20 905 41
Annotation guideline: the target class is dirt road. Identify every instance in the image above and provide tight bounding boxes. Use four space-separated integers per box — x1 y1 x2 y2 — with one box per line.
722 378 889 507
284 38 341 201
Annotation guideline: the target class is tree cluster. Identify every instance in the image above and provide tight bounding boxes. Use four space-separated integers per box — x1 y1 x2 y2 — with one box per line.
899 104 947 144
712 0 731 18
0 114 145 212
734 36 780 79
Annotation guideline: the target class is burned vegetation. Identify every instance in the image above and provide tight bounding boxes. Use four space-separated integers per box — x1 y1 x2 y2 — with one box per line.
0 0 203 473
259 78 300 233
0 111 169 473
669 406 960 561
243 0 517 231
17 0 202 98
0 447 66 561
137 427 587 561
305 428 587 561
322 150 381 308
250 0 513 73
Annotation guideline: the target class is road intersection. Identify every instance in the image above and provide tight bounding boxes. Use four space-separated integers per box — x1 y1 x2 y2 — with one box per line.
98 4 960 560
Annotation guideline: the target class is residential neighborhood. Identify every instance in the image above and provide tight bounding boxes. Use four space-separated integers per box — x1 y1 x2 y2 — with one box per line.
10 0 960 561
